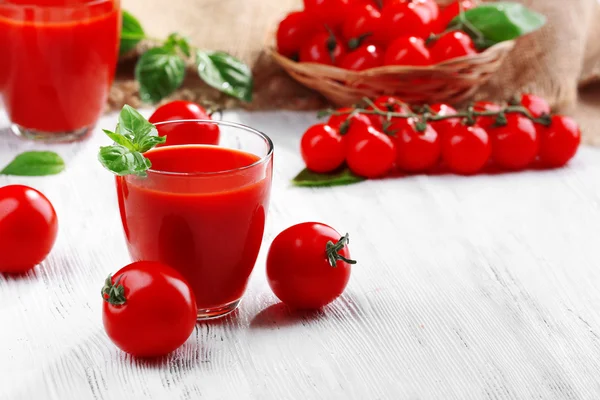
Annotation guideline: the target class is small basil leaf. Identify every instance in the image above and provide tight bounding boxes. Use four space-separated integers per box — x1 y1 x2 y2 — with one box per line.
118 105 154 139
136 135 166 153
120 10 145 56
98 146 151 177
292 167 364 187
1 151 65 176
102 129 136 150
165 33 192 57
135 47 186 103
196 50 253 102
449 3 546 49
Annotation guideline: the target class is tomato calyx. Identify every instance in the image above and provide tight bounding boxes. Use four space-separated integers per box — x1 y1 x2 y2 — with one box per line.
101 274 127 306
347 33 372 51
326 233 357 267
324 26 341 63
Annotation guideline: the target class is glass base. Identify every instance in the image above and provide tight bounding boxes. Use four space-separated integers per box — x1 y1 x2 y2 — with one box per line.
197 299 241 320
11 124 92 143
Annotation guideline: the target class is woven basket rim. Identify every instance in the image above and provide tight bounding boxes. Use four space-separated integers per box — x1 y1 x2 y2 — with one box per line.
269 40 516 76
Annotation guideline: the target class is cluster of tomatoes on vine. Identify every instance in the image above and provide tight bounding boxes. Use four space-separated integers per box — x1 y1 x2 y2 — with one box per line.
277 0 480 70
301 94 581 178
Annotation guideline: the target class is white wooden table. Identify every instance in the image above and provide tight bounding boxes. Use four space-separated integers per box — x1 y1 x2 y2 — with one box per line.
2 109 600 400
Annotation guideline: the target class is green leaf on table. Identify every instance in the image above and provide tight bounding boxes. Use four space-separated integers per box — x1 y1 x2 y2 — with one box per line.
196 50 254 102
135 47 186 104
120 10 145 56
292 167 365 187
98 146 151 177
98 105 165 176
448 3 546 49
1 151 65 176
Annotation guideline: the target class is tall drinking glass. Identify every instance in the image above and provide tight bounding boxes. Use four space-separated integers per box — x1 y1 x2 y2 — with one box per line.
0 0 120 141
115 120 274 319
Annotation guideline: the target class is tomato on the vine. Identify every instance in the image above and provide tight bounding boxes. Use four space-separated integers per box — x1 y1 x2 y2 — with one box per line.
394 119 442 173
301 124 346 173
299 32 346 65
303 0 351 29
327 108 372 133
430 31 477 63
384 36 431 66
341 4 382 43
442 124 491 174
379 1 438 42
339 44 384 71
276 11 323 58
0 185 58 273
363 96 411 130
437 0 475 31
538 115 581 168
149 101 219 146
521 93 551 118
428 103 459 138
488 114 538 170
346 125 396 178
267 222 355 309
102 261 197 358
473 101 502 130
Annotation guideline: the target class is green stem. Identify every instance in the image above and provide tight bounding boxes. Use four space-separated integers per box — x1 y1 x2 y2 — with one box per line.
101 274 127 306
326 233 357 267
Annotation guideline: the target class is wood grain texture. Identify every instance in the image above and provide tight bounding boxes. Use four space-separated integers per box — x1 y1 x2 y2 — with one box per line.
1 110 600 400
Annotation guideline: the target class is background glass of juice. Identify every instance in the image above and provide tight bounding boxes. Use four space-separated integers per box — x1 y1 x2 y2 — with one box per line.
0 0 120 142
116 120 274 320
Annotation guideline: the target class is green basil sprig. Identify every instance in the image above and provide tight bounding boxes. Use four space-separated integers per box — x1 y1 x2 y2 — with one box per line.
292 168 364 187
120 12 253 104
98 105 165 176
1 151 65 176
448 3 546 50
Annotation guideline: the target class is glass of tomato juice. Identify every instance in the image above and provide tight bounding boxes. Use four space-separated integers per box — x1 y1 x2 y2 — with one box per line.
115 120 274 319
0 0 120 142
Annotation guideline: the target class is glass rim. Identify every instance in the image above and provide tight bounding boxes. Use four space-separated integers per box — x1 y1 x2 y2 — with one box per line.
145 119 274 177
0 0 114 10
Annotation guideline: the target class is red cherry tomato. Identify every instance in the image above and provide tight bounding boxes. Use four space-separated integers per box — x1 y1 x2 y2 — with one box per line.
149 101 219 146
437 0 475 31
0 185 58 273
267 222 355 309
303 0 351 29
276 11 323 58
521 93 551 118
327 108 373 133
342 4 382 42
366 96 412 131
379 1 437 42
394 119 442 172
473 101 502 130
301 124 346 173
339 44 384 70
429 103 459 138
299 32 346 65
538 115 581 168
430 30 477 63
102 261 197 358
346 125 396 178
384 36 431 66
488 114 538 170
442 124 491 174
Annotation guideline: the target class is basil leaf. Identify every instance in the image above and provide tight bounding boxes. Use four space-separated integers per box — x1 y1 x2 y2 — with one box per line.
103 129 135 150
196 50 253 102
292 167 364 187
449 3 546 49
136 135 166 153
98 146 151 177
1 151 65 176
120 11 145 56
117 105 160 152
165 33 192 57
135 47 186 104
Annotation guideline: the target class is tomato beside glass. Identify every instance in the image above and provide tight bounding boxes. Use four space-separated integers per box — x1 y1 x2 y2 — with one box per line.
102 261 197 358
0 185 58 273
267 222 354 309
149 100 220 146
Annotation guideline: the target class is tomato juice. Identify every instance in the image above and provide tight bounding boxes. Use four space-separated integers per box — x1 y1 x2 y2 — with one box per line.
116 144 273 318
0 0 120 140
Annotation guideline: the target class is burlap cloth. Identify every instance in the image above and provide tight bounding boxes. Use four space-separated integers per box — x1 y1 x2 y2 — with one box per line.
112 0 600 145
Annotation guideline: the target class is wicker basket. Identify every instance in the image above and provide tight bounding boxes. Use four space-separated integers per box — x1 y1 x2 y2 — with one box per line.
269 0 515 106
